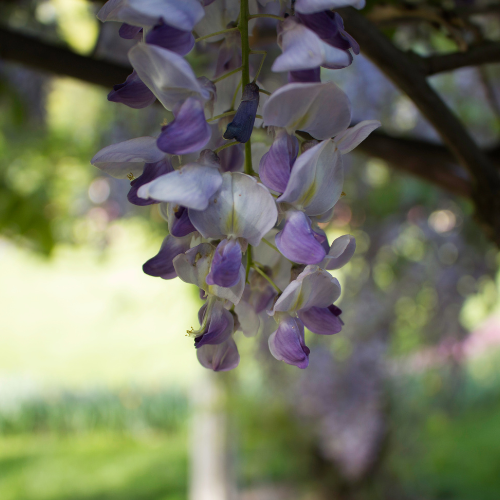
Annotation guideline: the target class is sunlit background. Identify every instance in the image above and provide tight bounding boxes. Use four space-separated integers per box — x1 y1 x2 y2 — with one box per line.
1 1 500 499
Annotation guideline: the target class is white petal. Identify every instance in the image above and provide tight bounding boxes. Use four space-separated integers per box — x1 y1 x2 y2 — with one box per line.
235 299 260 336
334 120 381 154
272 20 351 72
273 265 341 313
137 164 222 211
173 243 213 290
91 137 164 179
98 0 204 30
129 43 209 110
262 82 351 140
278 140 343 216
295 0 366 14
189 172 278 246
323 234 356 270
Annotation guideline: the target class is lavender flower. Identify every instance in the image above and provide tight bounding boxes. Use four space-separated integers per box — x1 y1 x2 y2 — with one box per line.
92 0 379 371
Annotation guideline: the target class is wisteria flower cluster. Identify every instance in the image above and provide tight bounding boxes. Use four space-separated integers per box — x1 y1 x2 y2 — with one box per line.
91 0 380 371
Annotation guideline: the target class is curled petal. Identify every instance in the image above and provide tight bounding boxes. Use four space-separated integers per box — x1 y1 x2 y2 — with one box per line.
129 43 210 110
273 264 341 313
128 158 174 206
197 337 240 372
268 315 309 369
278 139 343 216
119 23 143 39
323 234 356 270
173 243 213 289
208 265 246 305
189 172 278 246
143 234 191 280
298 304 343 335
275 210 326 265
235 298 261 337
108 71 156 109
272 19 351 72
138 164 222 211
98 0 205 31
259 131 299 193
294 0 366 15
146 20 195 55
206 239 243 288
263 82 351 140
157 98 211 155
223 83 260 144
288 67 321 83
91 137 165 179
195 301 234 348
169 205 197 237
334 120 381 154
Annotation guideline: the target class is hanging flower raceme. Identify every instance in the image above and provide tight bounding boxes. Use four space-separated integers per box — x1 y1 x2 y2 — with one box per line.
92 0 380 372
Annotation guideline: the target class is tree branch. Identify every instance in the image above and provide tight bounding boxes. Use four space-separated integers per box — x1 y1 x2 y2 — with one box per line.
338 7 500 245
2 24 500 228
421 42 500 76
0 25 130 88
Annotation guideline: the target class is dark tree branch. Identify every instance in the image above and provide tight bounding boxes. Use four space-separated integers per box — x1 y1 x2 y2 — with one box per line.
421 42 500 76
2 24 500 223
338 7 500 246
358 132 473 198
0 25 130 88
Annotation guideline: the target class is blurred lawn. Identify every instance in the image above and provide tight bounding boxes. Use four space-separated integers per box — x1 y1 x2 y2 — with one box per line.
0 432 188 500
0 220 203 390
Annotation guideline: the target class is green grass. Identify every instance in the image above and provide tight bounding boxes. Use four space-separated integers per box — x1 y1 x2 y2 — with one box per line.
390 395 500 500
0 431 188 500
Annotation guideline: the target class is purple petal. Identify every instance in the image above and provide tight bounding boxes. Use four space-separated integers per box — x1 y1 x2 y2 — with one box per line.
268 315 309 369
288 67 321 83
324 234 356 270
275 210 326 265
157 98 211 155
119 23 143 40
298 305 343 335
143 234 191 279
297 11 340 43
223 82 260 144
214 35 242 78
197 337 240 371
170 205 197 237
127 158 173 206
206 239 242 288
195 301 234 347
146 19 195 55
107 70 156 109
259 131 299 193
219 142 244 172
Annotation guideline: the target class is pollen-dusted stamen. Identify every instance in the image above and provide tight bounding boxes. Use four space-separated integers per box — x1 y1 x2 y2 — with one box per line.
127 173 135 181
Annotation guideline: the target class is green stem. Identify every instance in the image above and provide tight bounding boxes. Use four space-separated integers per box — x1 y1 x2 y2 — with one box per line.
259 89 271 96
195 27 239 43
213 66 243 84
261 238 280 253
248 14 285 21
252 264 281 293
231 79 242 109
252 50 267 82
206 111 236 122
214 141 240 154
245 246 252 283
